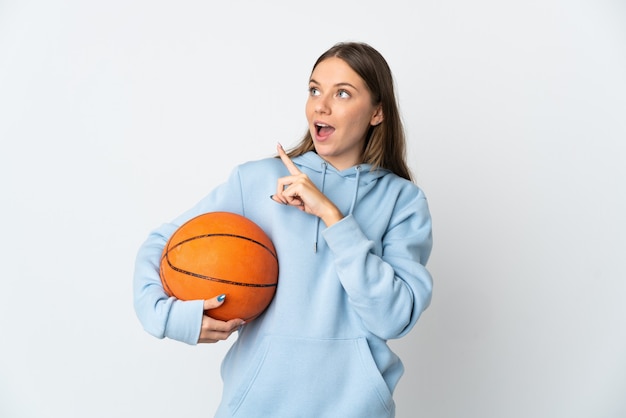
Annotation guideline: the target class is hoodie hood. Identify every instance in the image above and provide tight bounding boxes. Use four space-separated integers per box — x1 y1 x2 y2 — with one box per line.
293 151 390 181
292 151 391 252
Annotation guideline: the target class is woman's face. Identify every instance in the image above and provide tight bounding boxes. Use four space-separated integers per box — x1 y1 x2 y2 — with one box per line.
305 57 383 170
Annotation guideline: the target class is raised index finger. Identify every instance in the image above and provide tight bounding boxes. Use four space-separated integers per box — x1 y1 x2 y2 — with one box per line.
277 143 301 175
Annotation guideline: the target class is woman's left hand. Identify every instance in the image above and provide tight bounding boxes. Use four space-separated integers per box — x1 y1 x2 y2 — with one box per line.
272 144 343 227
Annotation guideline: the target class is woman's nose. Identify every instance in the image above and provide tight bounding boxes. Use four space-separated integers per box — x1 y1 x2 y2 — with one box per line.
315 96 330 114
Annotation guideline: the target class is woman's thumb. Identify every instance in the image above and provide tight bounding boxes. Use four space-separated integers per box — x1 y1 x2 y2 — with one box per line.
203 294 226 311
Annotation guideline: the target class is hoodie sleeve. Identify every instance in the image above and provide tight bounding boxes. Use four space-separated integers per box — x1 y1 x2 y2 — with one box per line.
132 167 245 345
322 188 433 340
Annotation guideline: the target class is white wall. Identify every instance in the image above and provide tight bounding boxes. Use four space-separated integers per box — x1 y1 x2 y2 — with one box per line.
1 1 624 417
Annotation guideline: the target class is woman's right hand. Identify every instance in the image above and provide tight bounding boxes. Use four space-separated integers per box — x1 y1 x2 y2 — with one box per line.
198 295 245 344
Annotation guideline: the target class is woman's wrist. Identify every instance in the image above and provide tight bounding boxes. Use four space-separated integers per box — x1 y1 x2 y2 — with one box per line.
321 205 344 228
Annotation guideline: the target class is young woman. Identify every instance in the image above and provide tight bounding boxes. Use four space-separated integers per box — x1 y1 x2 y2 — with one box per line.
134 42 433 418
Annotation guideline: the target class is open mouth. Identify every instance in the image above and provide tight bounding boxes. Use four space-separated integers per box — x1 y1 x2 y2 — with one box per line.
315 122 335 137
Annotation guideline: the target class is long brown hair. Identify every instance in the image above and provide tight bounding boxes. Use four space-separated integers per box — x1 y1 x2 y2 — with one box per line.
287 42 412 181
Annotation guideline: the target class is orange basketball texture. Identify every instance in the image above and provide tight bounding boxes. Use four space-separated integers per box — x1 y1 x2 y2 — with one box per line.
160 212 278 321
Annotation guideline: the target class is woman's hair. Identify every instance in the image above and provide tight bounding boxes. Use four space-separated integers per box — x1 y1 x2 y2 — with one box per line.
287 42 412 181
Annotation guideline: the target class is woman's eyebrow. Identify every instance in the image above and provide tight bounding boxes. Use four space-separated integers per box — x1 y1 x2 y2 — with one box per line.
309 79 358 90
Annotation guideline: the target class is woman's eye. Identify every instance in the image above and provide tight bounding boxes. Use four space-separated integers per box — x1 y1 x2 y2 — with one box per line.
338 90 350 99
309 87 320 96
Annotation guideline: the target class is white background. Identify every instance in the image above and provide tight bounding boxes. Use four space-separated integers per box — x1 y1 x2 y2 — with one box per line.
1 1 625 417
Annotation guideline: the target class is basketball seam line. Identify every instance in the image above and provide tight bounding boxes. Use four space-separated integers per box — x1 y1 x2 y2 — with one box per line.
165 257 277 287
169 233 278 260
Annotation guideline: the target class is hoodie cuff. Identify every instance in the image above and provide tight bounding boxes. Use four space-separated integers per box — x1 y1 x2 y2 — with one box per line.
164 298 204 345
322 214 367 253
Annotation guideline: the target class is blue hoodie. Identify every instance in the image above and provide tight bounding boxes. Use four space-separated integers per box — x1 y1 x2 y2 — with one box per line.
134 151 433 418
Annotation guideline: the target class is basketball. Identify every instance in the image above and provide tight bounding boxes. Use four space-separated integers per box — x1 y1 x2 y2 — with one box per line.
160 211 278 322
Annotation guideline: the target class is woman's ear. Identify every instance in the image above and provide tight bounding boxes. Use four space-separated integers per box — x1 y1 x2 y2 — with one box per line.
370 105 384 126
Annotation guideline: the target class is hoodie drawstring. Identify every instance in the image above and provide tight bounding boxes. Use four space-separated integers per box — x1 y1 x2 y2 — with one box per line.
314 164 361 253
348 165 362 215
314 162 328 253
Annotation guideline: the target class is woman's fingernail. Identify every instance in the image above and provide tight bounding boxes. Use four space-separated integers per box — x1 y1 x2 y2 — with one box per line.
270 195 284 205
217 294 226 302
